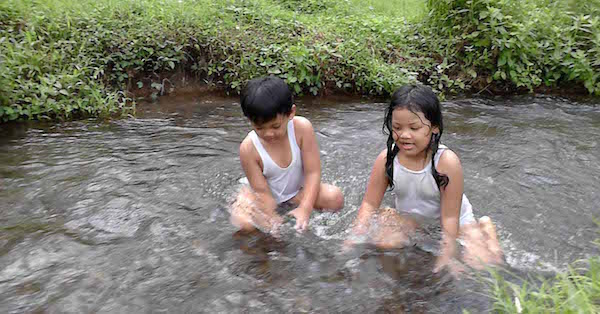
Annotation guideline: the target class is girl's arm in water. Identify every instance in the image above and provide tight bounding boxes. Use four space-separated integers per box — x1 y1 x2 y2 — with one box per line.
433 149 463 272
239 138 277 214
351 150 389 234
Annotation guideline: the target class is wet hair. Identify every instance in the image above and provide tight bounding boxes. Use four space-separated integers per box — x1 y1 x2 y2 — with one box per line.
383 84 448 190
240 76 293 125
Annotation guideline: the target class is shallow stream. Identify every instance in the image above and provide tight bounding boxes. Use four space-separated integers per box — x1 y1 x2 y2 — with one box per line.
1 94 598 312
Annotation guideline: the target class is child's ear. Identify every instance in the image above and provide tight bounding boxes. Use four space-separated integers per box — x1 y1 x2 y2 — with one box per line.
432 126 440 135
289 104 297 119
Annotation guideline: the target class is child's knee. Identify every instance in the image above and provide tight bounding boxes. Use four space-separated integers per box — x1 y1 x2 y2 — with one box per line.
230 209 255 231
327 185 344 210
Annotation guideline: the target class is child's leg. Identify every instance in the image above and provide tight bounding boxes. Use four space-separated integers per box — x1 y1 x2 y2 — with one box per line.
289 183 344 211
478 216 504 261
372 207 418 249
230 186 282 233
460 217 503 269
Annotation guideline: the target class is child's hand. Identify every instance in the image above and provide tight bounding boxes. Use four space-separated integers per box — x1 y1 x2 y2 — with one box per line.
267 214 284 236
341 221 369 251
287 206 312 232
433 236 464 278
433 255 464 278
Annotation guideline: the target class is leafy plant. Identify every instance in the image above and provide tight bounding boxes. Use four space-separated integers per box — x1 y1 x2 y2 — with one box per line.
1 0 598 122
423 0 600 94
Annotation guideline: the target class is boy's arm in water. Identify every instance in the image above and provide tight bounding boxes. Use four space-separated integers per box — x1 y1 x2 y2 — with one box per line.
434 149 463 273
239 137 278 216
287 117 321 231
350 149 389 237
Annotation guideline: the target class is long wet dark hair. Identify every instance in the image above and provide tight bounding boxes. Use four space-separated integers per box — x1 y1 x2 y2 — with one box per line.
383 85 448 190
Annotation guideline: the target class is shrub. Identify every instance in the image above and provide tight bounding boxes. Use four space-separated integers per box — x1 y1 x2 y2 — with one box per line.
423 0 600 94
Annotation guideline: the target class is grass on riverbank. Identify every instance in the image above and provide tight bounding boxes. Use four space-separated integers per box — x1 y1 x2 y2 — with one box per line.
485 233 600 313
0 0 431 121
1 0 599 122
486 258 600 313
347 0 427 20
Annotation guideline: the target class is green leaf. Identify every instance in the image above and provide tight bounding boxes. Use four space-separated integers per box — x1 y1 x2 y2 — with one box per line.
151 82 163 90
168 61 175 69
137 81 143 89
467 69 477 78
498 53 507 67
474 38 491 47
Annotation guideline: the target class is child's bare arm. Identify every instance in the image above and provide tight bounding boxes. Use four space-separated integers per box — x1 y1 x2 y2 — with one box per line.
295 117 321 212
286 117 320 230
239 138 277 212
352 150 389 234
435 149 463 272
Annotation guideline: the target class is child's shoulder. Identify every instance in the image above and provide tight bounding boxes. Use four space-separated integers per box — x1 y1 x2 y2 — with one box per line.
239 134 257 158
436 147 462 173
373 149 389 166
291 115 312 130
291 116 315 139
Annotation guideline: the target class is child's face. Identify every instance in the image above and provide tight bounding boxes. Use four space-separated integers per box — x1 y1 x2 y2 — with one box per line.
391 108 439 157
251 113 292 144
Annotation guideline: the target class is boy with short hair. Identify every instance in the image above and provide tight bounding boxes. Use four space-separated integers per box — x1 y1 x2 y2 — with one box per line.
231 76 344 232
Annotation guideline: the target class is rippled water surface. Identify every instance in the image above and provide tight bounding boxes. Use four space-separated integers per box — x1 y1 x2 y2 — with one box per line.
1 94 598 313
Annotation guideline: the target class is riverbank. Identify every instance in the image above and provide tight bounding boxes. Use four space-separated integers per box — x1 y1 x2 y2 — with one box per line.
486 255 600 313
1 0 598 122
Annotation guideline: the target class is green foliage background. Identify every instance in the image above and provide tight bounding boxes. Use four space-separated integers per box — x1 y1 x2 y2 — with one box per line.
485 240 600 313
0 0 598 122
426 0 600 94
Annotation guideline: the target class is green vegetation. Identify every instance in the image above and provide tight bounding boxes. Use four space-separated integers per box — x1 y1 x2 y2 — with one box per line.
485 257 600 313
1 1 600 310
426 0 600 94
347 0 427 20
485 230 600 313
1 0 599 122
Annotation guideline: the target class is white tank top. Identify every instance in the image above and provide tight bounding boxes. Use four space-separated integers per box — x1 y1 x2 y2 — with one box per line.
249 119 304 204
392 144 475 225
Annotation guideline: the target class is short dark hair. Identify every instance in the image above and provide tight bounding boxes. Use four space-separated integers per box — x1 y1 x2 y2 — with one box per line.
240 76 293 125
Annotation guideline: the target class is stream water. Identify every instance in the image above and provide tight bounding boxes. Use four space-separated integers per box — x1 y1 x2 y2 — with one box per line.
1 94 598 313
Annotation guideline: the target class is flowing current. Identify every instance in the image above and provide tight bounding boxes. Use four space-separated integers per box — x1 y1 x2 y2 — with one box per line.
1 94 598 312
